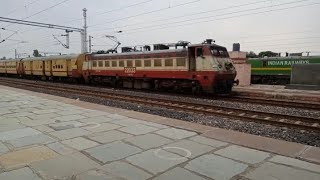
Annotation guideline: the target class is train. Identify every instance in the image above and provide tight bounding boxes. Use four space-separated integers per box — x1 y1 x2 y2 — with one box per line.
248 56 320 84
0 40 237 94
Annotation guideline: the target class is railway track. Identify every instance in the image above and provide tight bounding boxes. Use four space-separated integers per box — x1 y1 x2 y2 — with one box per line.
217 96 320 111
0 77 319 132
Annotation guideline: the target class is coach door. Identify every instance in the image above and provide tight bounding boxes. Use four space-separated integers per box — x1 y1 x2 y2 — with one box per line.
66 59 71 76
188 47 196 71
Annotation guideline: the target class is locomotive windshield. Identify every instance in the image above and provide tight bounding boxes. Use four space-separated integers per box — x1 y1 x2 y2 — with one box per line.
210 47 229 58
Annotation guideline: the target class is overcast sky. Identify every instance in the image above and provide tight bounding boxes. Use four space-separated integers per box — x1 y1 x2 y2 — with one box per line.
0 0 319 58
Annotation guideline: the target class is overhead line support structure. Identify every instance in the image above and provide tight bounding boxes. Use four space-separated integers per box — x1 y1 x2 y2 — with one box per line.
0 8 88 53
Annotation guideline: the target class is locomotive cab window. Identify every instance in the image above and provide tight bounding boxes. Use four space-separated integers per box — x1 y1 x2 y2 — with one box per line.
196 48 203 57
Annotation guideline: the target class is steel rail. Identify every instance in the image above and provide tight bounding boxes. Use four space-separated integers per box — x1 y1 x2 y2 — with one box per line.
0 78 319 132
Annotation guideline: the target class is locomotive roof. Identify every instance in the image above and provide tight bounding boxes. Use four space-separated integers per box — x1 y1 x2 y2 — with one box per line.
92 48 187 58
21 54 79 61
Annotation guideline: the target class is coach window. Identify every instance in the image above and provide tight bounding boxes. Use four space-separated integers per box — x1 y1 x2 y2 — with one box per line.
144 60 151 67
119 60 124 67
135 60 141 67
98 61 103 67
92 61 97 67
105 61 110 67
154 59 162 67
112 61 117 67
61 65 64 69
176 58 186 67
165 59 173 67
127 60 133 67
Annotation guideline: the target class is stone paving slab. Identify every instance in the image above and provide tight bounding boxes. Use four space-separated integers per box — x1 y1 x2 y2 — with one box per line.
0 85 320 180
153 167 207 180
269 155 320 174
215 145 270 164
62 137 99 150
30 152 100 179
0 127 41 141
7 134 56 148
87 130 133 144
0 142 9 155
185 154 248 180
244 162 320 180
82 122 122 133
118 124 159 135
101 161 152 180
47 142 74 155
164 139 214 159
85 141 142 163
49 127 90 140
155 128 197 140
124 133 173 150
126 149 188 174
0 146 58 169
0 167 42 180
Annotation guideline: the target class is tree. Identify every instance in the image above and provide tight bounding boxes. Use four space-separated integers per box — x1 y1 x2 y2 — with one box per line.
246 51 258 58
258 51 279 57
0 56 6 60
33 49 42 57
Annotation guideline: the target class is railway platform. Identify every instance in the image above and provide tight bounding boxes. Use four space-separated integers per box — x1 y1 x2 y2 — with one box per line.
234 84 320 103
0 85 320 180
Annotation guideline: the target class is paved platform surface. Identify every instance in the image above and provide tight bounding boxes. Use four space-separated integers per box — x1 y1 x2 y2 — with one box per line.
234 84 320 102
0 85 320 180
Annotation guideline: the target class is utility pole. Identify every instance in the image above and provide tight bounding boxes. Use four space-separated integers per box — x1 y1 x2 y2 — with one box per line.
14 49 17 59
82 8 88 53
89 35 93 53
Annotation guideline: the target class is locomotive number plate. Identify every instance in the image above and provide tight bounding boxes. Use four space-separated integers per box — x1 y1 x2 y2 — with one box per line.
124 67 136 74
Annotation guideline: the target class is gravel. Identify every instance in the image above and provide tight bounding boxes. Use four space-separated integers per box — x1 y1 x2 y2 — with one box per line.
1 77 320 147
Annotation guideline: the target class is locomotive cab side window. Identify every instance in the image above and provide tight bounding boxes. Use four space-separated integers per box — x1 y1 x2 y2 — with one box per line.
196 48 203 57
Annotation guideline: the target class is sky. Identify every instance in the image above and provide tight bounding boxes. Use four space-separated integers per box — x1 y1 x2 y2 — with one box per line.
0 0 319 58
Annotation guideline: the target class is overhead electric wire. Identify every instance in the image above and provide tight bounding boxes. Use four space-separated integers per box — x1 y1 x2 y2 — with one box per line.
120 0 319 35
1 0 42 17
89 0 201 27
90 0 272 32
115 0 312 34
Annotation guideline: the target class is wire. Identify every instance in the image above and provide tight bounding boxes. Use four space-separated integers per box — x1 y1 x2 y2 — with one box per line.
89 0 201 27
90 0 271 32
118 0 311 33
120 0 319 35
1 0 42 17
24 0 71 20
